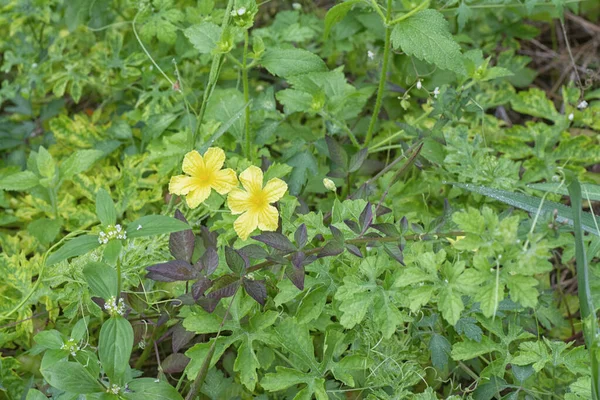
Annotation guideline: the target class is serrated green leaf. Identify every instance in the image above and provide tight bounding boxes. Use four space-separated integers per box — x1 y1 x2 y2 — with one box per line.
184 22 222 54
60 149 104 180
261 48 327 78
323 0 363 39
438 287 463 326
429 333 451 370
391 9 465 75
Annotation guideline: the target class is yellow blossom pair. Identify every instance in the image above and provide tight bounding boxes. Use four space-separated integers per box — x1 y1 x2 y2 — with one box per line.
169 148 287 240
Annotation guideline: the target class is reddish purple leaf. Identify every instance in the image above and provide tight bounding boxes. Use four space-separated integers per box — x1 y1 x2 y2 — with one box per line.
252 232 296 253
172 322 195 353
346 244 363 258
169 210 195 262
243 278 267 306
162 353 190 374
294 224 308 249
146 260 196 282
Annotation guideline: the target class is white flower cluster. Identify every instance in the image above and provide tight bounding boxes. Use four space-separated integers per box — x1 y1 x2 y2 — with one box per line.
98 224 126 244
577 100 588 110
107 384 121 394
61 338 80 357
104 296 126 317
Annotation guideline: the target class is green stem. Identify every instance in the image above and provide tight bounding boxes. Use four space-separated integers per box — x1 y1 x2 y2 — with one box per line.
364 0 393 147
242 29 252 160
116 259 122 298
388 0 430 25
134 325 161 370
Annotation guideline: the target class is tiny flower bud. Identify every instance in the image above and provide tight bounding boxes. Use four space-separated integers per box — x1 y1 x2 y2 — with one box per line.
568 113 574 121
367 50 375 60
237 7 246 15
433 87 440 98
416 80 422 90
292 2 301 10
577 100 588 110
323 178 337 192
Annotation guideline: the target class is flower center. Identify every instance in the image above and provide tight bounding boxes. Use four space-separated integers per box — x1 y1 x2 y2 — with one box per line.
248 189 268 212
194 169 215 187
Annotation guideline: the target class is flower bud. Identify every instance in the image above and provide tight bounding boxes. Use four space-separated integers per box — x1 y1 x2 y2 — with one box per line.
323 178 337 192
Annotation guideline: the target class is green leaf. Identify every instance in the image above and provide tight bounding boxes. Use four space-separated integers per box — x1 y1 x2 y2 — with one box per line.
450 183 600 236
98 316 134 385
184 22 222 54
34 330 64 350
46 235 101 267
261 48 327 78
83 262 118 299
41 360 103 394
391 9 465 75
37 146 57 179
451 336 503 361
275 318 319 372
438 287 463 326
287 150 318 195
260 366 309 391
96 188 117 227
103 239 123 266
323 0 363 39
126 215 190 238
60 149 104 180
0 171 39 191
429 333 451 370
506 275 538 309
233 337 260 391
123 378 184 400
27 218 62 245
25 389 47 400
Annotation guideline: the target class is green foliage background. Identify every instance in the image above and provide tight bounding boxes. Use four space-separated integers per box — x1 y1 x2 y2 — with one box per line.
0 0 599 399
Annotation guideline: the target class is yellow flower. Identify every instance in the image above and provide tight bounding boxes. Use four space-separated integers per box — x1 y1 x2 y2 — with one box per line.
169 148 238 209
227 166 287 240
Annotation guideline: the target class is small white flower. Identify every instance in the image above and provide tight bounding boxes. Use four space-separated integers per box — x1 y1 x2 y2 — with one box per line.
577 100 588 110
292 2 302 10
154 379 160 383
107 384 121 394
433 87 440 98
149 65 154 71
367 50 375 60
568 113 574 121
137 224 142 231
237 7 246 15
416 80 422 90
32 63 38 69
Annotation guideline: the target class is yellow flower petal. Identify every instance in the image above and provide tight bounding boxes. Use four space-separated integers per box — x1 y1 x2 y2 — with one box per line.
263 178 287 203
211 168 238 195
182 151 205 176
185 186 211 209
239 166 263 194
227 188 251 215
169 175 197 195
234 211 259 240
203 147 226 172
257 205 279 231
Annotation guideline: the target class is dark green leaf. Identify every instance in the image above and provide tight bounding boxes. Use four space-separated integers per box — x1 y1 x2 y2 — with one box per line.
41 360 102 394
96 188 117 227
323 0 364 39
0 171 39 191
84 262 118 299
98 317 134 385
127 215 190 238
261 48 327 78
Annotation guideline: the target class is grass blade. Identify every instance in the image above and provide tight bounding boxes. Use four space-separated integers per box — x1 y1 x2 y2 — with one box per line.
568 179 600 400
450 183 600 236
529 182 600 201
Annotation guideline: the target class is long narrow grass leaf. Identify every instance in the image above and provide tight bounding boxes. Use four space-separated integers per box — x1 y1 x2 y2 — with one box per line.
450 183 600 236
529 182 600 201
567 179 600 400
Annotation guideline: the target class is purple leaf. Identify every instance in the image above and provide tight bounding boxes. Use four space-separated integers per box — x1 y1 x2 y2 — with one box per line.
348 148 368 173
286 265 305 290
371 223 399 237
162 353 190 374
267 253 289 265
172 322 195 353
346 244 363 258
191 277 212 300
294 224 308 249
146 260 196 282
325 136 348 169
243 278 267 306
225 247 248 275
239 244 268 260
330 225 344 243
376 206 392 217
201 247 219 275
200 226 218 249
384 244 405 266
359 202 373 234
252 232 296 253
318 241 344 258
207 275 241 300
196 297 220 313
169 210 195 262
344 220 360 234
400 216 408 232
